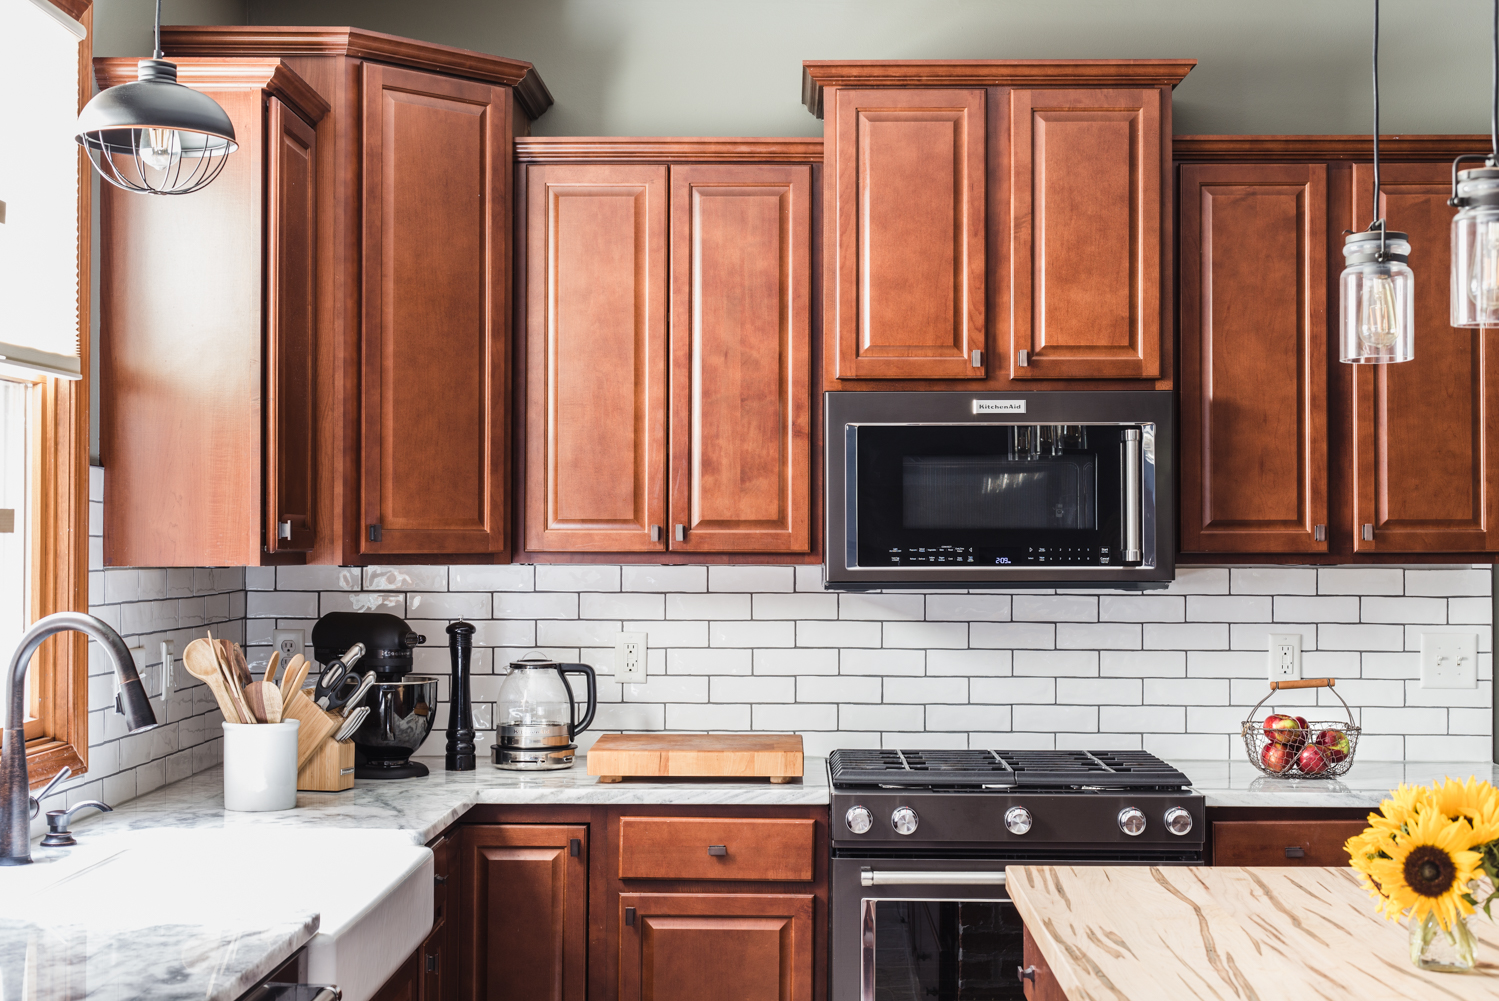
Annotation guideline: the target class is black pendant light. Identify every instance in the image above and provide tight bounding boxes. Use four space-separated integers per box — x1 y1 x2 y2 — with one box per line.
1340 0 1415 364
1450 0 1499 327
74 0 237 195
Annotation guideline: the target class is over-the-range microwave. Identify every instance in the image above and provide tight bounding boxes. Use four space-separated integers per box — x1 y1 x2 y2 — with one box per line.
825 391 1174 589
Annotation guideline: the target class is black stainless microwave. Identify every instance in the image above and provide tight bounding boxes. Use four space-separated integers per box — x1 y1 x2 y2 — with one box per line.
825 392 1174 589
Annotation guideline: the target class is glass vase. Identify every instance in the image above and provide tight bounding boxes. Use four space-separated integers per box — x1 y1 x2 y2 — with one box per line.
1409 911 1478 972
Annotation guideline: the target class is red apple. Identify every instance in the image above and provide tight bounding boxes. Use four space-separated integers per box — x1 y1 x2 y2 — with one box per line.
1297 743 1331 775
1315 729 1350 763
1294 715 1309 731
1264 714 1304 747
1261 741 1295 774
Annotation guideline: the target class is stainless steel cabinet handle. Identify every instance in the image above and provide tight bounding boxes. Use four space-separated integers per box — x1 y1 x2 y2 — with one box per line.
1018 965 1037 985
1016 349 1030 367
860 869 1008 886
970 349 983 367
650 525 662 542
1313 524 1326 542
708 845 727 856
278 519 292 540
1121 429 1142 564
1362 523 1374 541
675 524 686 542
625 906 636 927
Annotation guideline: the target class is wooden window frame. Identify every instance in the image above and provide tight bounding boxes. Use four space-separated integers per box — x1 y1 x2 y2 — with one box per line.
22 0 93 788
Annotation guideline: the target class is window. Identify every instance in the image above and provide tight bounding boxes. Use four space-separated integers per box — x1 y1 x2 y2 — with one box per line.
0 0 93 785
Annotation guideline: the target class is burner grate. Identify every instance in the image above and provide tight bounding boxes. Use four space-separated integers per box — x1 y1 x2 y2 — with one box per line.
828 748 1191 789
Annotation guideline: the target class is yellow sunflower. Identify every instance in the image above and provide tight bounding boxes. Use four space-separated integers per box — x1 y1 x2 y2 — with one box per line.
1368 784 1429 840
1367 807 1484 931
1430 776 1494 823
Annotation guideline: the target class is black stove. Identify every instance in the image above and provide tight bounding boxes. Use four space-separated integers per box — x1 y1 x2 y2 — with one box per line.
829 748 1193 789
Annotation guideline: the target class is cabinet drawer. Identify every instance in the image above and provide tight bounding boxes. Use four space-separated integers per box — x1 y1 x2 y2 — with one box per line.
1211 820 1367 867
618 817 815 881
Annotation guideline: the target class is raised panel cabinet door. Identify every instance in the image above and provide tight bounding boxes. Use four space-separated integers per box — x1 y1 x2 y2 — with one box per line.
830 88 985 379
618 893 814 1001
1351 163 1499 552
460 825 588 1001
360 63 511 554
265 98 317 554
1011 88 1164 380
525 164 669 551
1179 164 1328 553
668 165 812 553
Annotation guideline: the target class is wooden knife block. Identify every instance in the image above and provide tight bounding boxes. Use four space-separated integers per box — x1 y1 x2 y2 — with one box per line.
298 734 355 792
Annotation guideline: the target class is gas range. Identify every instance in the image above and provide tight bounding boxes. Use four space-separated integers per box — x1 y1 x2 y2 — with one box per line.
829 748 1205 850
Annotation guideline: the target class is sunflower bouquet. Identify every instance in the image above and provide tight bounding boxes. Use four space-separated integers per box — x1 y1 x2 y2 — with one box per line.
1345 777 1499 972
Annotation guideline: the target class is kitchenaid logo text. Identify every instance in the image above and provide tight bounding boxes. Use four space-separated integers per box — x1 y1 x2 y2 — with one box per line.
973 400 1026 414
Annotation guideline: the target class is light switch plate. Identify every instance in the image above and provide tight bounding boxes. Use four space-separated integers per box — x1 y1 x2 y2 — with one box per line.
272 629 306 666
1267 633 1302 683
614 632 647 684
1421 632 1479 688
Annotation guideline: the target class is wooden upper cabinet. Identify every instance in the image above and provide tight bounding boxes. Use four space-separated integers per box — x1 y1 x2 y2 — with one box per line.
617 893 814 1001
525 164 669 552
830 88 986 379
1179 164 1328 553
668 165 812 553
1010 88 1164 380
360 63 511 555
1351 163 1499 552
266 99 319 555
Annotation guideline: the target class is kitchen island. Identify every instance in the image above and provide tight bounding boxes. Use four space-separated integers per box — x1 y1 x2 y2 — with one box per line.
1009 863 1499 1000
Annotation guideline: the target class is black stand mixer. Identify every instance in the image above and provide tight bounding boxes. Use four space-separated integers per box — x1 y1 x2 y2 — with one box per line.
311 612 431 779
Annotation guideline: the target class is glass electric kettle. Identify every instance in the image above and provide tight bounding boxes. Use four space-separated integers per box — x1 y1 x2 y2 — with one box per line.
492 652 597 770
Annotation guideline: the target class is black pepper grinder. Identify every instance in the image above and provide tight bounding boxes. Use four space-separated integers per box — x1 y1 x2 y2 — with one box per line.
445 621 476 770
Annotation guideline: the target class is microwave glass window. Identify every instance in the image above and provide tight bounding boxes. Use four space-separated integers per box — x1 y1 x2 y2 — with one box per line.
902 456 1096 530
867 899 1021 1001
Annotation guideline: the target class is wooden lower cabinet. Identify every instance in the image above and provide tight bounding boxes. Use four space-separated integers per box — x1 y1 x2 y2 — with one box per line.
369 948 421 1001
458 824 589 1001
421 922 447 1001
618 893 814 1001
1020 924 1066 1001
1211 819 1367 867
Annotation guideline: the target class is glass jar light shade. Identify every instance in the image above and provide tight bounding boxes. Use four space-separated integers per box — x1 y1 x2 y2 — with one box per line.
1451 169 1499 327
1340 231 1414 364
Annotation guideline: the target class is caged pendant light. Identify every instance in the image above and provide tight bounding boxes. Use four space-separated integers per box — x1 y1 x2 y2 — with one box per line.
1340 0 1415 364
1450 0 1499 327
73 0 236 194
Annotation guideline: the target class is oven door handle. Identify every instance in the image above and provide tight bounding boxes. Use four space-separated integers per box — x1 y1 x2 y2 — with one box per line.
860 869 1008 886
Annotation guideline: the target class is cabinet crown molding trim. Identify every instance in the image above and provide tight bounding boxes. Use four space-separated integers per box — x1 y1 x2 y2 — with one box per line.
93 56 331 124
1174 134 1493 162
160 26 553 120
515 136 823 163
801 59 1196 118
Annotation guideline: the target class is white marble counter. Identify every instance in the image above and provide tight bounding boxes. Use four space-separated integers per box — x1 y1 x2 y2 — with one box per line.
1171 757 1499 808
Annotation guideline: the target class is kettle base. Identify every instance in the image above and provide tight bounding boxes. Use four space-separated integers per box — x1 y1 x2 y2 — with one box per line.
493 744 577 770
355 758 430 780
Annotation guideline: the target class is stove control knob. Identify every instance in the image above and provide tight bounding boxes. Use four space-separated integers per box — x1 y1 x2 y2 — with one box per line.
1118 807 1147 837
1004 806 1033 835
891 806 920 836
1164 806 1194 836
845 805 874 835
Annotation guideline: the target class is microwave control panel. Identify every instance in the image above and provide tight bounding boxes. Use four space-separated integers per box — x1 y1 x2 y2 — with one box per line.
882 544 1117 567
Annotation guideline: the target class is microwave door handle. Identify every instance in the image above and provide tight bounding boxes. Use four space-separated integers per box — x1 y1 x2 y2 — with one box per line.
1121 429 1143 565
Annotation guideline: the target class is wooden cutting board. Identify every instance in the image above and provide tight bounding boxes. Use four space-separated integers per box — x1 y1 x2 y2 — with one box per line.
586 734 803 783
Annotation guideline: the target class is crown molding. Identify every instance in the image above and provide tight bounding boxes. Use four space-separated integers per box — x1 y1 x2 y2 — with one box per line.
515 136 823 163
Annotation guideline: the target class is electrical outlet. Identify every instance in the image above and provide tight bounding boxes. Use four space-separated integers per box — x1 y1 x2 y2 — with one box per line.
614 632 647 684
272 629 305 665
1421 632 1479 689
1267 634 1302 682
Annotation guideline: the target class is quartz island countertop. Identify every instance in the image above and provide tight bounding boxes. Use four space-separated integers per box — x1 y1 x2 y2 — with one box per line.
1176 758 1499 809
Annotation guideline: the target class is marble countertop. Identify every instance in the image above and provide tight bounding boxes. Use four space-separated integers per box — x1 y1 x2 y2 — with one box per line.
1172 758 1499 808
1009 863 1499 1000
5 755 826 1001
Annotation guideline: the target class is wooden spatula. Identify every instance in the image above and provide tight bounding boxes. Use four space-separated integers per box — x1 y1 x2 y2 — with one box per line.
207 631 254 723
281 654 312 702
243 678 284 724
182 638 243 722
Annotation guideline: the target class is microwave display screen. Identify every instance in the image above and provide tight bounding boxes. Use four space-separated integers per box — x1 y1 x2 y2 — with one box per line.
855 424 1132 568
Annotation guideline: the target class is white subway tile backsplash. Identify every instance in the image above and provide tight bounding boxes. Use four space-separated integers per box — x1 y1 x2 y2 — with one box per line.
926 595 1012 622
839 593 924 621
840 704 924 731
1362 596 1446 624
883 621 968 649
927 649 1011 676
799 675 881 703
533 564 615 592
840 649 925 676
1406 569 1491 597
666 593 749 620
1231 567 1317 595
1318 623 1406 651
712 620 792 647
1164 568 1231 594
1143 622 1228 650
1188 595 1273 622
709 565 794 592
1317 567 1403 595
1098 594 1184 622
623 565 707 592
971 622 1055 649
1013 595 1097 622
1056 622 1141 649
797 620 882 648
753 593 838 619
365 565 447 591
1013 649 1098 677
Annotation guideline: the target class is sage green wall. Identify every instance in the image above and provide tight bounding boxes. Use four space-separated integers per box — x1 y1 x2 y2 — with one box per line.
240 0 1491 137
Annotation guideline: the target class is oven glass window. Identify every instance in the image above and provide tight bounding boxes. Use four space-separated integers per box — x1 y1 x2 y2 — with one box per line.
854 424 1130 569
869 899 1021 1001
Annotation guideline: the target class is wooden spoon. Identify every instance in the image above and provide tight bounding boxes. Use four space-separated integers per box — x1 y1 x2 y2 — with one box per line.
242 678 284 724
228 641 254 689
207 631 254 723
182 638 245 722
263 650 281 687
281 654 312 702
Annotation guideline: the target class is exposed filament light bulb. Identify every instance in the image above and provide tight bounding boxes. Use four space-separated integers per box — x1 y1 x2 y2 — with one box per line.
1359 269 1401 348
140 127 180 171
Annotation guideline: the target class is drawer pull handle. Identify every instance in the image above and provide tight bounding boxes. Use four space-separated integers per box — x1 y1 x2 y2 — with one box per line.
426 954 437 973
708 845 727 856
570 838 581 857
625 906 636 927
1018 965 1037 985
1285 846 1306 858
434 874 448 884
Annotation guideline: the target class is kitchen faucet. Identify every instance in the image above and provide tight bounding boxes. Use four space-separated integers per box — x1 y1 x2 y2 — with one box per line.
1 612 157 865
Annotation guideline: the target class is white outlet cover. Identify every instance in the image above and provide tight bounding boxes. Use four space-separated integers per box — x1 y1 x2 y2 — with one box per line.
272 629 306 663
1266 633 1302 682
614 631 648 684
1421 632 1479 689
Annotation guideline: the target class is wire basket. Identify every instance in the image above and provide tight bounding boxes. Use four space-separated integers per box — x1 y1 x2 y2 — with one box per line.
1240 677 1361 779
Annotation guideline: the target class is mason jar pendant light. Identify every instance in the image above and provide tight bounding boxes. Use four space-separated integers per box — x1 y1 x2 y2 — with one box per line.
1340 0 1415 364
73 0 237 194
1450 0 1499 327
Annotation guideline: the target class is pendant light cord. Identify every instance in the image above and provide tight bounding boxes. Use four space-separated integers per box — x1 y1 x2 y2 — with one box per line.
1491 0 1497 163
153 0 162 59
1371 0 1386 253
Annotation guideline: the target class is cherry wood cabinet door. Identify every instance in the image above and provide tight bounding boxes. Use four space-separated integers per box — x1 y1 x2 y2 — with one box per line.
370 948 421 1001
668 165 812 553
265 98 318 554
618 892 814 1001
1351 163 1499 553
360 63 511 555
1179 164 1328 553
1210 820 1368 866
525 164 669 551
1021 924 1067 1001
1010 88 1164 380
460 824 588 1001
829 88 985 380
